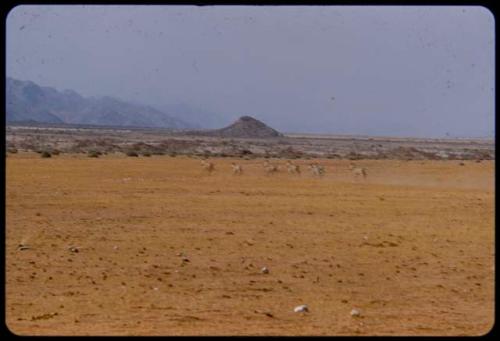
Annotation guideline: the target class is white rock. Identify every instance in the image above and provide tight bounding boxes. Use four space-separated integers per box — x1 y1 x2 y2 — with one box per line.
350 308 361 317
294 304 309 313
261 267 269 274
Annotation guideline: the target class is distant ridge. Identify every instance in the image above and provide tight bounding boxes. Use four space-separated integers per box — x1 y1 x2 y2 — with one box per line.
183 116 283 138
6 77 194 130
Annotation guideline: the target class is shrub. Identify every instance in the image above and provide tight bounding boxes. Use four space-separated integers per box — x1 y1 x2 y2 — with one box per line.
88 150 100 158
126 151 139 157
131 142 151 151
41 151 52 158
7 148 18 154
51 149 60 155
142 152 151 157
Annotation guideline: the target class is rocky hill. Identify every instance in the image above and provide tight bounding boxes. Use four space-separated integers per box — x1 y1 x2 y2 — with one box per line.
6 77 194 130
184 116 283 138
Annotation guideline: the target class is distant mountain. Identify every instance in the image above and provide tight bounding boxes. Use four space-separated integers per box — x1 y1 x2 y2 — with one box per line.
184 115 284 138
6 78 65 124
6 77 194 130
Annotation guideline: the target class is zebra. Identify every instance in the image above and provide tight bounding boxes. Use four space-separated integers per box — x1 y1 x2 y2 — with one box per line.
308 163 325 177
231 162 243 175
263 159 279 175
350 163 367 179
286 160 301 175
201 159 215 174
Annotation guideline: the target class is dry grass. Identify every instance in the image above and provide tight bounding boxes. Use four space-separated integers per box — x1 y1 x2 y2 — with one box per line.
6 153 494 336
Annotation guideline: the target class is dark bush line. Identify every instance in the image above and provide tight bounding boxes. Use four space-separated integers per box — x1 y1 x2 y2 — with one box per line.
88 150 103 158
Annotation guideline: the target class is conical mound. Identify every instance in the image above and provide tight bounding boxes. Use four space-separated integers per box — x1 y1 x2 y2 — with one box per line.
185 116 283 138
214 116 283 138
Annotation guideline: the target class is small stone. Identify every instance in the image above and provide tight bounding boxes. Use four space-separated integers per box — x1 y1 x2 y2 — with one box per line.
261 267 269 274
350 308 361 317
294 304 309 313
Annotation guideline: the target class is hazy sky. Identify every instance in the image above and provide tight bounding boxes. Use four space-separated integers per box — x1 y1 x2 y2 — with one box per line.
6 5 495 137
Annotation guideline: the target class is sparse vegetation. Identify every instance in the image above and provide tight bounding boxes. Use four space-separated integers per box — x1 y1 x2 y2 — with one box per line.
125 151 139 157
7 148 18 154
4 124 494 161
88 150 101 158
346 152 363 160
41 151 52 158
238 149 253 157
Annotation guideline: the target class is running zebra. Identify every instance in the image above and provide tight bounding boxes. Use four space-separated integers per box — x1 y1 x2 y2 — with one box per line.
263 159 279 175
350 163 367 179
231 162 243 175
286 160 301 175
201 159 215 174
308 163 325 177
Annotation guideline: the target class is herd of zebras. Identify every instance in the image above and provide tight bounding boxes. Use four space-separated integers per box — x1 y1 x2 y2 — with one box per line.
200 159 367 179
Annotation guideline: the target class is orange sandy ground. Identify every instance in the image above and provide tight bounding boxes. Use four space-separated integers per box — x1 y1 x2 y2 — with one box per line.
5 153 495 336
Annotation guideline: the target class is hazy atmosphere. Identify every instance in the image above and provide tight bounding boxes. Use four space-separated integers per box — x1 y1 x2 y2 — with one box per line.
5 5 496 337
6 5 495 138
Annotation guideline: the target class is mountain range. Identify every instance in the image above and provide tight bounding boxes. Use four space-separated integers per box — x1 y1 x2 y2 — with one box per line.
6 77 196 130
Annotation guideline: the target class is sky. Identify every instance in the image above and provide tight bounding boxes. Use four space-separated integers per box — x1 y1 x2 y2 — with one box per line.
6 5 495 138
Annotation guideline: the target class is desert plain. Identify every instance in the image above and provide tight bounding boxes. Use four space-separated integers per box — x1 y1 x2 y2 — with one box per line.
5 148 494 336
